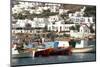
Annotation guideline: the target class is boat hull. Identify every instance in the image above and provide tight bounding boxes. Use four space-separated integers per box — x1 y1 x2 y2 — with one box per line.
71 47 95 53
12 53 32 58
12 49 35 58
35 47 72 57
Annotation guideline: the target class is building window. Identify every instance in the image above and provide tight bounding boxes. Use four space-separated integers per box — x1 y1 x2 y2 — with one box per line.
30 30 32 33
25 23 31 28
52 26 55 29
56 27 58 29
81 18 85 22
71 18 75 22
49 27 51 30
76 18 80 22
13 31 15 33
61 21 65 24
88 18 90 22
52 22 55 24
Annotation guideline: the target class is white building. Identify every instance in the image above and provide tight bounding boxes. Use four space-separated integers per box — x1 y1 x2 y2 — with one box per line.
80 25 90 33
70 24 90 38
12 18 48 29
68 6 94 24
70 16 94 24
12 5 23 14
47 20 75 32
12 29 35 34
50 6 59 13
45 3 60 13
34 7 43 14
43 6 50 10
33 18 48 28
48 15 61 23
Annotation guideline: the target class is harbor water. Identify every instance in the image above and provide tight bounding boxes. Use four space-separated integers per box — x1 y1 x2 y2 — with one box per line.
12 53 96 66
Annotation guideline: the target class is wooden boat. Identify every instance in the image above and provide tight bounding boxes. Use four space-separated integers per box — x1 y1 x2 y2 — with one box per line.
34 47 72 57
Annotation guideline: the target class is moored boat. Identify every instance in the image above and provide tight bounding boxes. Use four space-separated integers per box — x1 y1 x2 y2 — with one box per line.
34 47 72 57
71 47 95 53
12 44 35 58
12 52 33 58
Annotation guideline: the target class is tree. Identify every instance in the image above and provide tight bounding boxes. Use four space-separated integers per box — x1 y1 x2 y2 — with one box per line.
75 24 80 32
84 6 96 17
43 25 48 32
90 24 95 33
84 6 96 22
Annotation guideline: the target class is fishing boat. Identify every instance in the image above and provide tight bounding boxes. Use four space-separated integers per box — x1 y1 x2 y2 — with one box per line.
34 47 72 57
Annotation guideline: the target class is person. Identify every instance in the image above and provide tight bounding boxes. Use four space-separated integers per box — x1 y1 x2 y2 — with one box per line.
37 38 40 45
41 37 45 45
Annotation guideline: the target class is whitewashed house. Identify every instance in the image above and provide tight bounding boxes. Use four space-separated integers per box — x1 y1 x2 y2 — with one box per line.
70 24 90 38
68 6 94 24
12 18 47 28
79 25 90 33
33 18 46 28
43 6 50 10
16 19 26 28
12 5 23 14
47 20 75 32
12 29 35 34
59 9 69 15
50 6 59 13
45 3 60 13
48 15 61 23
70 16 94 24
34 7 43 14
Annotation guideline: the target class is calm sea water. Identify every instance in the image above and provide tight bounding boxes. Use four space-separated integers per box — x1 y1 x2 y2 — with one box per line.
12 53 96 66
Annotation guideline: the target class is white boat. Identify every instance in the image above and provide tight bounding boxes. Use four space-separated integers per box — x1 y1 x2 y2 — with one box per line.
71 39 96 53
71 46 95 53
12 44 35 58
12 52 33 58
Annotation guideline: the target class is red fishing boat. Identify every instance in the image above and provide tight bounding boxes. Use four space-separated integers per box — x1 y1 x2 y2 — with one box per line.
34 47 72 57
